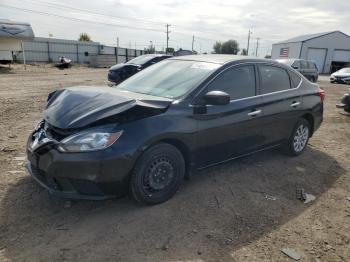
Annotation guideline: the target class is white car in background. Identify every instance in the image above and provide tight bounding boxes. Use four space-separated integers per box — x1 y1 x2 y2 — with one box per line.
330 68 350 84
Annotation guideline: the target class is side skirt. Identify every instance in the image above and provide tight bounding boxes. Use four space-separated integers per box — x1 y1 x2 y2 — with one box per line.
197 143 281 170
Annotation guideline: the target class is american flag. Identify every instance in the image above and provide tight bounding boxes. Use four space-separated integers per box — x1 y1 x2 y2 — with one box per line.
280 47 289 58
280 47 289 57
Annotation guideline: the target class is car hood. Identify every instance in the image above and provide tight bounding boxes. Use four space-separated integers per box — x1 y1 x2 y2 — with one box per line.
332 72 350 78
44 86 173 129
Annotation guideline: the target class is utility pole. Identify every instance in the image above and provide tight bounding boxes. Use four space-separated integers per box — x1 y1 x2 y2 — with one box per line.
255 37 260 57
266 47 270 58
246 29 252 56
165 24 171 52
191 35 195 52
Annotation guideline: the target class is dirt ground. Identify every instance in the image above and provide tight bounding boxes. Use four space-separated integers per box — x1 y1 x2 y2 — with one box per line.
0 64 349 262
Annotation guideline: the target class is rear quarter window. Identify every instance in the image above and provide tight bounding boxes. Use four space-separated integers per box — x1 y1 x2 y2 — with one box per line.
289 70 302 88
259 65 291 94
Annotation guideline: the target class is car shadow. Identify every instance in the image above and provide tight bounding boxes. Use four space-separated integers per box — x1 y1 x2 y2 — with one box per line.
0 146 344 261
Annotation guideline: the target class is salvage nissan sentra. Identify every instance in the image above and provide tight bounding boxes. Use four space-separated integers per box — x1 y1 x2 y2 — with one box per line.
26 55 324 205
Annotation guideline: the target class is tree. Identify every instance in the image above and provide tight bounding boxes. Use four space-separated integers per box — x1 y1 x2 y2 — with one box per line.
212 40 240 55
78 33 91 42
146 46 155 54
213 42 222 54
166 47 175 54
241 48 248 56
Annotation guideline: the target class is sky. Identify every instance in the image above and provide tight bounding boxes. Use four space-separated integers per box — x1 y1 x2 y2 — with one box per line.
1 0 350 56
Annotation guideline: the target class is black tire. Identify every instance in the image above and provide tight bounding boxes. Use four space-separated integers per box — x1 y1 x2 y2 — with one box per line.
282 118 311 156
129 143 185 205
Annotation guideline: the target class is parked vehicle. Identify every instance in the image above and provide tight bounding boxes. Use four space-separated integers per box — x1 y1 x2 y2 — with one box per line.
0 19 34 64
26 55 324 205
330 67 350 84
55 56 72 69
277 59 319 82
336 92 350 113
108 54 172 84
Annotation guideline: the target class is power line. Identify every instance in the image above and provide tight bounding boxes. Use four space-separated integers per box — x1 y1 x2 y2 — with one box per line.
0 4 165 33
17 0 246 41
22 0 167 26
0 3 221 44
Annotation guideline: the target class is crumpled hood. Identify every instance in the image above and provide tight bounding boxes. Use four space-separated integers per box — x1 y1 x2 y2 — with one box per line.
44 86 172 129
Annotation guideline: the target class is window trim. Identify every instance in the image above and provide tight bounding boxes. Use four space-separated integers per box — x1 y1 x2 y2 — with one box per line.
190 62 302 106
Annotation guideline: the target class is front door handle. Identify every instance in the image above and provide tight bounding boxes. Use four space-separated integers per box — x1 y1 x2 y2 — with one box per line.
290 101 301 107
248 109 262 116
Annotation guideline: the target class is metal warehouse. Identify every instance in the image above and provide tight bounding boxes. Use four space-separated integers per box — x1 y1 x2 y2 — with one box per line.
271 31 350 73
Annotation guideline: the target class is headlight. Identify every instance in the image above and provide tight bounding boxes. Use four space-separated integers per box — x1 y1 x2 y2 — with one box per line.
58 130 123 152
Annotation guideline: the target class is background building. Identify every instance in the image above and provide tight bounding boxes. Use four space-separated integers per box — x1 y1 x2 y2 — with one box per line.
271 31 350 73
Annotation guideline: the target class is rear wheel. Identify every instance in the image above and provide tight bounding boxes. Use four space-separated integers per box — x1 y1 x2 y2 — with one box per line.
283 119 311 156
129 143 185 205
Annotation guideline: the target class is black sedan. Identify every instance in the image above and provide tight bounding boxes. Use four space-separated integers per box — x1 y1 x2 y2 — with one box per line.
26 55 324 205
108 54 172 84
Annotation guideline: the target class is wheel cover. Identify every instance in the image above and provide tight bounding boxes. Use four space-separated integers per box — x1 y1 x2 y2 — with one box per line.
293 124 309 152
143 157 175 193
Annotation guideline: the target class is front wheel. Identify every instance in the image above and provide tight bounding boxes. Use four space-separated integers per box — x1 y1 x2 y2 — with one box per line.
129 143 185 205
283 119 311 156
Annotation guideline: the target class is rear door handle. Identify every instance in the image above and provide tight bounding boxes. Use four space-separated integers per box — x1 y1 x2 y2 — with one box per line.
290 101 301 107
248 109 262 116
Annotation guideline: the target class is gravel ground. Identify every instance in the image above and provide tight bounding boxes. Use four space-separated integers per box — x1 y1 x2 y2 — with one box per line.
0 64 349 262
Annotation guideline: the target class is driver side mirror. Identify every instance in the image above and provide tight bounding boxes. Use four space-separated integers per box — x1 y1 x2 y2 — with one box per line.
292 65 299 69
203 90 230 105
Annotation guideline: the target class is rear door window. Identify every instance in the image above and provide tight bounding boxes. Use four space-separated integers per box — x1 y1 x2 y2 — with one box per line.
259 65 291 94
206 65 256 100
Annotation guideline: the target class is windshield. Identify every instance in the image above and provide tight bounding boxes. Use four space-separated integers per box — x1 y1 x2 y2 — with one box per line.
126 55 156 65
118 60 220 98
338 68 350 73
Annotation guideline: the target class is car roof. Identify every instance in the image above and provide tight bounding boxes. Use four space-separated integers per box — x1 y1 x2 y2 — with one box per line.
169 54 270 64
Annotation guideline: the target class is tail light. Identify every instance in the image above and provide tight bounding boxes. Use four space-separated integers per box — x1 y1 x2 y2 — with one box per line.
318 88 325 102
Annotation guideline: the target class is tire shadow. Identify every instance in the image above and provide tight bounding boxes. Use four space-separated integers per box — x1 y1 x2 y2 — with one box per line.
0 146 344 261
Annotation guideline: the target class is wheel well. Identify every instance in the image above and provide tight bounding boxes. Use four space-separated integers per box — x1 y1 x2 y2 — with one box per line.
157 139 191 179
301 113 314 136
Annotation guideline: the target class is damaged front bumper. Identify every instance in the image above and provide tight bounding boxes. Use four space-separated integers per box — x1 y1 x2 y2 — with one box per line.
26 124 137 200
26 162 115 200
